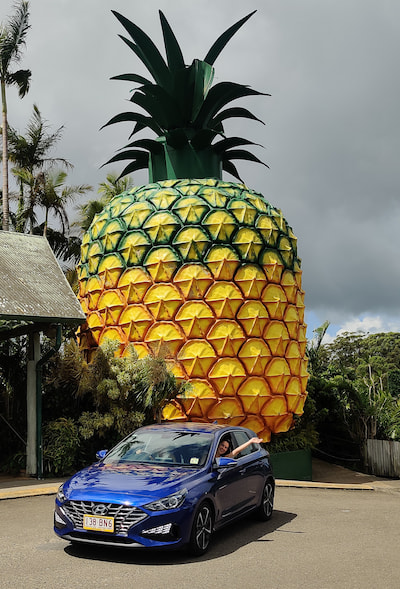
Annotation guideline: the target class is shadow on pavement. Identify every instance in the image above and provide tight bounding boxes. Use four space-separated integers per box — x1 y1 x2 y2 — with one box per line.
64 508 297 564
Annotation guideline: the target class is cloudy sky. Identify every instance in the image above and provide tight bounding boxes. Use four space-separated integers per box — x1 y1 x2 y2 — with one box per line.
2 0 400 341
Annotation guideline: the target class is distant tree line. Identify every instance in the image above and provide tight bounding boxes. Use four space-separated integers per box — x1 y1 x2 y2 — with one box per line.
305 327 400 467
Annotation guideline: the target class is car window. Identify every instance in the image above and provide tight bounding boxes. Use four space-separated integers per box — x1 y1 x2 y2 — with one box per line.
103 431 213 467
215 434 233 459
231 431 257 458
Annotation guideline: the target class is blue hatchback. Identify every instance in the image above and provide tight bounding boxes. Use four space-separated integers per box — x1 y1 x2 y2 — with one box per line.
54 422 274 555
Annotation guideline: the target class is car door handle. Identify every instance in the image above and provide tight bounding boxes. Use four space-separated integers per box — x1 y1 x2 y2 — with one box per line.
239 468 247 475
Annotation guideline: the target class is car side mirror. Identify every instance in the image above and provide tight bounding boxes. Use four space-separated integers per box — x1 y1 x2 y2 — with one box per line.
215 457 237 469
96 449 108 461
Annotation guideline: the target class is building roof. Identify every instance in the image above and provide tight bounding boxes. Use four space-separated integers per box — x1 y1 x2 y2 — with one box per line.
0 231 85 324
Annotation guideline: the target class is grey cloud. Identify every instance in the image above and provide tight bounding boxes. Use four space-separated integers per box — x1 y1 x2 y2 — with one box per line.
2 0 400 330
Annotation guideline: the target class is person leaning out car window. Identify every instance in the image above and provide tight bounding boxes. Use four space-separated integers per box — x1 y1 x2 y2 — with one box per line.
215 436 263 459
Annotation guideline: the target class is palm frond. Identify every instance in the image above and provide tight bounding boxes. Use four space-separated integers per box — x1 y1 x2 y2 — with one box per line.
6 68 31 97
0 1 30 68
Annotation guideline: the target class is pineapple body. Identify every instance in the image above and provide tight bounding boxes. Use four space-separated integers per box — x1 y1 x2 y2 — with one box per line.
78 178 308 441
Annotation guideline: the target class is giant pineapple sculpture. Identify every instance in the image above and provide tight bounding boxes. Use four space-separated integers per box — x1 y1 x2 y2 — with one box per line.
77 10 308 441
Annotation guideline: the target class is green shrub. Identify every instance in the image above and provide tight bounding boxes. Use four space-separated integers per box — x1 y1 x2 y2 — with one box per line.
43 418 80 476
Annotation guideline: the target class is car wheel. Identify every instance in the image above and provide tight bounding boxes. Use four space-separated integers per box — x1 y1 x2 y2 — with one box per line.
188 502 214 556
257 479 274 521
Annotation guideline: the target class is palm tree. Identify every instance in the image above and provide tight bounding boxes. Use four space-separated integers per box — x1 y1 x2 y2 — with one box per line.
8 104 69 171
74 172 133 234
8 104 72 232
98 172 134 200
12 167 92 236
0 0 31 231
75 198 106 234
11 166 40 232
306 321 330 376
38 169 92 237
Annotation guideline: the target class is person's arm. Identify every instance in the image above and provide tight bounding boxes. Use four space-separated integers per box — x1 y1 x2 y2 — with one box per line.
227 437 263 458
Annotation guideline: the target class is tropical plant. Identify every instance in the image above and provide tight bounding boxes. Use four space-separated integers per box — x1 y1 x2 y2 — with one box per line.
0 0 31 231
134 353 189 424
98 172 134 201
7 103 71 232
38 169 91 237
42 338 185 457
74 172 133 234
43 417 80 475
12 167 91 236
306 320 330 376
0 333 28 473
77 10 308 442
305 330 400 469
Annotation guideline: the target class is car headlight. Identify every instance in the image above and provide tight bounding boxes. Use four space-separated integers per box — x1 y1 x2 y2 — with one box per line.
56 485 66 503
143 489 188 511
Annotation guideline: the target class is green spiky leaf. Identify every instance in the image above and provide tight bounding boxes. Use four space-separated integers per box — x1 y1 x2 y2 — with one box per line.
196 82 264 127
159 11 185 72
102 112 163 136
105 10 267 181
112 11 171 88
103 149 150 166
222 160 243 182
204 11 257 65
122 138 164 154
191 60 215 121
130 85 181 128
213 137 260 154
118 157 150 179
192 129 222 150
212 106 265 127
223 149 269 168
111 73 152 85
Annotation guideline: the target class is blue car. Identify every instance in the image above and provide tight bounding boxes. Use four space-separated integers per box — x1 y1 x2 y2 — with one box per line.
54 422 274 555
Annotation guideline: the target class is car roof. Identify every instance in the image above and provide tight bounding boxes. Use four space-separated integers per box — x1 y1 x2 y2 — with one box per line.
136 422 250 435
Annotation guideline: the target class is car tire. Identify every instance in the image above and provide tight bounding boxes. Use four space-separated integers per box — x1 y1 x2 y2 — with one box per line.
257 479 274 521
188 501 214 556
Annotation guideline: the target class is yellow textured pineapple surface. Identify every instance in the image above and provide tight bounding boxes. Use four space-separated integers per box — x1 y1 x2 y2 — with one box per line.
77 178 308 441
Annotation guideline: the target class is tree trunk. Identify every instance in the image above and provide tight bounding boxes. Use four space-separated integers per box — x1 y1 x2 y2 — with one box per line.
1 78 10 231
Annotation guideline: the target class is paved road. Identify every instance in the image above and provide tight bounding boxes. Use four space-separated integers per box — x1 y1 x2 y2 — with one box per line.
1 488 399 589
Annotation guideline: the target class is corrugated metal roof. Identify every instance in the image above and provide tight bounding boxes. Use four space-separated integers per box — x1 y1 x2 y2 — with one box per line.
0 231 86 324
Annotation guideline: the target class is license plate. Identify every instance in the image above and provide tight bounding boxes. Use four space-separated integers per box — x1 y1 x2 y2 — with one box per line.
83 514 114 532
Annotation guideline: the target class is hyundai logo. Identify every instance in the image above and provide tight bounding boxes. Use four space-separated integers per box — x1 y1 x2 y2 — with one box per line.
92 504 109 516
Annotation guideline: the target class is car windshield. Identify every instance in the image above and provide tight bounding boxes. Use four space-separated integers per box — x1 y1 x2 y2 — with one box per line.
103 430 213 467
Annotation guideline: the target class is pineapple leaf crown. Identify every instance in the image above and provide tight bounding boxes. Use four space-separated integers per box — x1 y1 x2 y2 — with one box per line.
103 10 269 182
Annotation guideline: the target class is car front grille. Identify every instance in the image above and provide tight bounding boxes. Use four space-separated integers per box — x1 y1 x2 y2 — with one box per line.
62 501 147 535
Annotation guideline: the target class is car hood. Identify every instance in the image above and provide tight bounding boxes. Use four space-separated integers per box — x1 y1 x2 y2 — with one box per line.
63 462 205 505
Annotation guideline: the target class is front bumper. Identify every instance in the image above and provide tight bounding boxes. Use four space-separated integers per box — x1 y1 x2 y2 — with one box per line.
54 500 192 549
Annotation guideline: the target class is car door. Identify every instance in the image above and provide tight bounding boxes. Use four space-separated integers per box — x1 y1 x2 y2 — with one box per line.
230 430 265 510
212 431 262 524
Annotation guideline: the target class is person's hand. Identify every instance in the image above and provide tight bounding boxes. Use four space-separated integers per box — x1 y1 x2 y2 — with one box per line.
251 437 263 444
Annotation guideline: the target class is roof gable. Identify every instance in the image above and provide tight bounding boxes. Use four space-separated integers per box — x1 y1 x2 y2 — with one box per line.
0 232 85 324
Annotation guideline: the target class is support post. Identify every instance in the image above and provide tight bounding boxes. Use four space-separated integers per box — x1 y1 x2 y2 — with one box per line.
26 331 41 476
